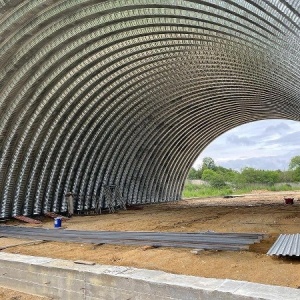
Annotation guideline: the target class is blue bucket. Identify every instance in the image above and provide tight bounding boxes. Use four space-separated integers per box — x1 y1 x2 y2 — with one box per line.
54 217 62 228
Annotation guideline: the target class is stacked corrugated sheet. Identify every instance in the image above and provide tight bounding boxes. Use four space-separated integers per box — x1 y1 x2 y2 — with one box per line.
0 226 264 251
267 234 300 256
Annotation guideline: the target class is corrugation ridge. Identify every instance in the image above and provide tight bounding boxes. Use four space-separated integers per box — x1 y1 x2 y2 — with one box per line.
0 0 299 217
267 234 300 256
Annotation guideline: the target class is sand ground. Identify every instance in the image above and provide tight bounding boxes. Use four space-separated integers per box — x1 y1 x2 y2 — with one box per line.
0 287 48 300
1 190 300 297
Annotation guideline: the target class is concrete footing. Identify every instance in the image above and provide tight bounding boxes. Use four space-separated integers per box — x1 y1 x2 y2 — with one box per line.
0 252 299 299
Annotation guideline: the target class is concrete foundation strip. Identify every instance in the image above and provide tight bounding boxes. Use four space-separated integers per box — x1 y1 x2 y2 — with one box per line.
0 252 299 300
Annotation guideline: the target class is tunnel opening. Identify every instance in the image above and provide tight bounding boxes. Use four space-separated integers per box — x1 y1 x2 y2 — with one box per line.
184 119 300 199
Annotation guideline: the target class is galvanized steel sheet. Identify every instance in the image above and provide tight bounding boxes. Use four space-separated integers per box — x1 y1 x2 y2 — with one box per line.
267 234 300 257
0 1 300 217
0 226 265 251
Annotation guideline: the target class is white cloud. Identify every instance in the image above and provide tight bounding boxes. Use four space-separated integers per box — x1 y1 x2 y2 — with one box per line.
226 134 254 146
194 119 300 170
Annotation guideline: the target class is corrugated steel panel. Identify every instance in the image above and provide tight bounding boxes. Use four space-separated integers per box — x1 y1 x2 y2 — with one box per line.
1 1 300 219
0 226 264 251
267 234 300 256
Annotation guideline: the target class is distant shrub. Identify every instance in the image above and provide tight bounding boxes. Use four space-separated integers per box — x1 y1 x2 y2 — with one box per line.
202 169 226 188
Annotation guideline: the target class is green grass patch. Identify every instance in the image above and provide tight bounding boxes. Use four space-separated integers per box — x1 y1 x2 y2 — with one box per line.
182 183 233 198
182 182 300 198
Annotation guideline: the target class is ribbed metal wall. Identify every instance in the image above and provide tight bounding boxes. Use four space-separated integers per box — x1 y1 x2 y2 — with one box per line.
0 0 299 218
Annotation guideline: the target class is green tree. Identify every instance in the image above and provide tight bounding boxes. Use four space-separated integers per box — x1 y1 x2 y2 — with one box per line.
202 157 216 170
215 166 239 183
187 167 202 179
294 168 300 182
239 167 279 185
289 156 300 182
202 169 226 188
278 170 294 182
289 156 300 170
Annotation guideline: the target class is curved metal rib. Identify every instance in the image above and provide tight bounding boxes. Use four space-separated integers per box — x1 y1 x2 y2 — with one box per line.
0 0 299 217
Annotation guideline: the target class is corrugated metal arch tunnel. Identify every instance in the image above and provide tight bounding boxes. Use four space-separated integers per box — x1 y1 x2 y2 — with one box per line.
0 0 299 218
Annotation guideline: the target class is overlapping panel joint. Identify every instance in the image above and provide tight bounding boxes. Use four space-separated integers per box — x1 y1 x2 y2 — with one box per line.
0 0 299 218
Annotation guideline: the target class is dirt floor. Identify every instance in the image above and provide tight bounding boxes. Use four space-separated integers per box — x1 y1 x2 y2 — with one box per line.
0 287 48 300
1 190 300 293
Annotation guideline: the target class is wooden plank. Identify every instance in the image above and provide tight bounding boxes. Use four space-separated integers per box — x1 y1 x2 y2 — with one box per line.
44 212 70 221
74 260 95 265
14 216 42 224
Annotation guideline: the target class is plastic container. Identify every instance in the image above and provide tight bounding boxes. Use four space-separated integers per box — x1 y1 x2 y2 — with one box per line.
54 217 62 228
284 198 294 205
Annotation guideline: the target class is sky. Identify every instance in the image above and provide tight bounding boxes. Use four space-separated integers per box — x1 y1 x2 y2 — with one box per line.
193 119 300 171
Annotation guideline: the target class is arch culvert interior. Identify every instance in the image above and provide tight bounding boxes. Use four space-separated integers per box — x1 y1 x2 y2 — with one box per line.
0 0 300 218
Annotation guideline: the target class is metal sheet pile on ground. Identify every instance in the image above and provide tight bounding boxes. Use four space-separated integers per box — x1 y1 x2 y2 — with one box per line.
267 234 300 257
0 226 264 251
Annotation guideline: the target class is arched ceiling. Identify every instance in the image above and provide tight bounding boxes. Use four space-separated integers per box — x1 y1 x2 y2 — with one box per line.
0 0 299 218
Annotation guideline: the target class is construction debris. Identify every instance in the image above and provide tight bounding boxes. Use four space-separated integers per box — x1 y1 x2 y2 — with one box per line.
74 260 95 266
14 216 42 224
224 195 245 199
284 197 294 205
141 245 160 251
190 249 204 255
103 185 126 213
44 212 70 221
126 204 144 210
267 234 300 256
